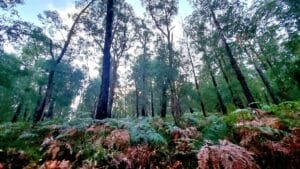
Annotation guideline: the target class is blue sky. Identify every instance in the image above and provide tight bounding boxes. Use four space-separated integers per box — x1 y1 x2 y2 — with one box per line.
16 0 192 25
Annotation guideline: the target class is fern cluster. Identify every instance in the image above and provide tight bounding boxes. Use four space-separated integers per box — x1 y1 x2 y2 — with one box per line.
105 117 168 146
202 115 232 143
223 109 254 127
262 101 300 127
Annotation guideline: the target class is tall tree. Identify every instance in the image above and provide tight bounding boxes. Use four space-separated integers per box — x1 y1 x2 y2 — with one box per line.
142 0 179 117
33 0 95 122
191 0 257 107
95 0 114 119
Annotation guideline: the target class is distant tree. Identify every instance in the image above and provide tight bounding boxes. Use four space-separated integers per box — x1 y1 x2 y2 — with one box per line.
33 0 95 122
142 0 179 117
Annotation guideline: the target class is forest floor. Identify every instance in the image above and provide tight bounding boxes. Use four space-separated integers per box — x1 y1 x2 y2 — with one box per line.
0 101 299 169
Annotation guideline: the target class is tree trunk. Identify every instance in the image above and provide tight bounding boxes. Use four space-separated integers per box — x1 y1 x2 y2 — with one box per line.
216 56 244 108
220 52 246 108
12 102 23 122
135 89 140 117
141 54 147 117
160 83 167 118
95 0 114 119
244 47 280 104
46 97 55 118
186 40 207 116
108 61 118 117
210 7 257 108
34 69 55 122
151 82 155 117
209 69 227 114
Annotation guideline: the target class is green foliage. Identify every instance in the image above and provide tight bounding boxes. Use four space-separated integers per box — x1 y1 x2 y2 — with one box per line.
263 101 300 127
105 118 168 146
64 111 94 129
179 112 207 130
201 115 232 143
223 109 254 127
0 122 46 160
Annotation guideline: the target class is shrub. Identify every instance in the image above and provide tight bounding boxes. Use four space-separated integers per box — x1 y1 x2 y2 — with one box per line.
197 140 260 169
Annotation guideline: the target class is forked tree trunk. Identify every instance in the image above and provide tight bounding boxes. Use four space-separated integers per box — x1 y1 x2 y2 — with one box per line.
95 0 114 119
210 7 257 108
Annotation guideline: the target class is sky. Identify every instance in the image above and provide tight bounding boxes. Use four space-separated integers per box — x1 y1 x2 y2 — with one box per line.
16 0 192 26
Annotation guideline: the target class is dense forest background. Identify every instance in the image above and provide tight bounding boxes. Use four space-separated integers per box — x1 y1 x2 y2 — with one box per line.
0 0 299 168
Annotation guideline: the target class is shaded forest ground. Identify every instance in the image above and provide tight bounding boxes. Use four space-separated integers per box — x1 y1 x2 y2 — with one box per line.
0 101 299 169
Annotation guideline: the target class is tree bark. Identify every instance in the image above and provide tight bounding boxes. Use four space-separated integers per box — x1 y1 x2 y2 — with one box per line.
209 69 227 114
210 7 257 108
135 88 140 117
95 0 114 119
46 97 55 118
244 47 280 104
151 83 154 117
216 56 244 108
107 61 118 117
34 69 55 122
186 40 206 116
160 83 167 118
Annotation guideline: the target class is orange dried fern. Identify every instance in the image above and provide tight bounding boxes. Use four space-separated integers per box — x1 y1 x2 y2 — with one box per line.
197 140 260 169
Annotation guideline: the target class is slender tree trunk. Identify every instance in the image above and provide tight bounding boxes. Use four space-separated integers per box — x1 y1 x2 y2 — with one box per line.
108 61 118 117
151 82 155 117
135 89 140 117
220 53 246 108
95 0 114 119
186 40 207 116
12 102 23 122
160 83 167 118
257 43 273 69
209 69 227 114
216 56 243 108
210 7 257 108
244 47 280 104
34 69 55 122
46 97 55 118
141 53 147 117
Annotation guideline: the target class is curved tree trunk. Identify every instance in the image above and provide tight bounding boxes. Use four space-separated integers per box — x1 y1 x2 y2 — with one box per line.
33 0 95 122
